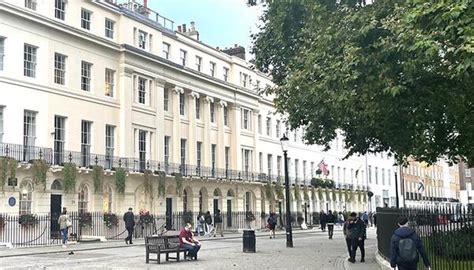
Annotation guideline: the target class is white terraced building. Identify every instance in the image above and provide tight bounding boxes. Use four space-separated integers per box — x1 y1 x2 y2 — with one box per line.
0 0 397 235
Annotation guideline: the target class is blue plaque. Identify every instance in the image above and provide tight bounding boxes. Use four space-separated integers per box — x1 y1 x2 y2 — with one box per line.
8 197 16 207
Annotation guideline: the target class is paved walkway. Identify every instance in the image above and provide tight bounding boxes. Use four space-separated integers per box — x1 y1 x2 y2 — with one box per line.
0 227 381 270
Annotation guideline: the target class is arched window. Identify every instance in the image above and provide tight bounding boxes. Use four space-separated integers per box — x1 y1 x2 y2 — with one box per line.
213 189 219 197
78 185 89 213
227 190 233 197
183 189 188 212
51 179 62 191
199 190 203 213
103 186 113 213
19 181 33 215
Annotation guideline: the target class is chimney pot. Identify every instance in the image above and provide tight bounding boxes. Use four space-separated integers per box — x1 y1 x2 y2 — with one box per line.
190 21 195 31
177 25 182 32
182 24 187 32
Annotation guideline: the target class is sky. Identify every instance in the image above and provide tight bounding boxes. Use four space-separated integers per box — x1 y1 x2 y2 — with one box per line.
146 0 264 56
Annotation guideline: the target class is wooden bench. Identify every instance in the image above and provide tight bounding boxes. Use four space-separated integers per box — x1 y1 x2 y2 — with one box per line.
145 235 190 264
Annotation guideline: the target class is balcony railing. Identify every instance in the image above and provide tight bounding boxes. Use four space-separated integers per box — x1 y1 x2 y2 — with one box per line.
0 142 371 190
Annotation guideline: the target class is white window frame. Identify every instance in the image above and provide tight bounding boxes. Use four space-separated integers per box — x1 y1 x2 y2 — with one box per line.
25 0 37 10
257 115 262 134
105 68 115 97
164 136 170 166
163 88 169 111
138 30 148 50
81 9 92 30
179 93 185 116
210 102 215 123
0 37 4 71
81 61 92 91
137 77 147 104
24 44 37 78
223 106 228 126
195 97 201 119
162 42 170 59
276 120 281 138
105 125 115 169
266 117 271 136
223 67 229 82
242 108 252 130
54 53 66 85
55 0 66 20
180 49 187 66
210 62 216 77
105 18 115 39
195 55 202 71
0 107 3 143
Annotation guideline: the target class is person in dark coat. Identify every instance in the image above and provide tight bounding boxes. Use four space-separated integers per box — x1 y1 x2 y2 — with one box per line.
319 210 327 231
123 207 135 244
343 212 366 263
390 216 431 270
204 211 213 237
326 210 337 239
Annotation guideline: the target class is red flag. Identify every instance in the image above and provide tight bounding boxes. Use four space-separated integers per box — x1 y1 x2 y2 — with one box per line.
318 160 329 176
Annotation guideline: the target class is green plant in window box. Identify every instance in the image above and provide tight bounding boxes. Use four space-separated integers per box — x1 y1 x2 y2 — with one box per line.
79 212 93 228
103 213 118 228
19 213 38 228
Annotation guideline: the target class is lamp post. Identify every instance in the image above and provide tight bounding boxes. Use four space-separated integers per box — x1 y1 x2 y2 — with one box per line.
280 135 293 248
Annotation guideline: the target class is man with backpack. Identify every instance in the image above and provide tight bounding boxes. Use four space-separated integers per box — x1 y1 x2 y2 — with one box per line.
390 216 431 270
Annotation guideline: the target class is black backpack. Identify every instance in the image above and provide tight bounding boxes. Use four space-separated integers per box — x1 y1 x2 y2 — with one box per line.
398 236 418 263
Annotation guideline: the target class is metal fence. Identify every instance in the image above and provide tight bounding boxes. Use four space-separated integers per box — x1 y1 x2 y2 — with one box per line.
377 205 474 270
0 211 275 247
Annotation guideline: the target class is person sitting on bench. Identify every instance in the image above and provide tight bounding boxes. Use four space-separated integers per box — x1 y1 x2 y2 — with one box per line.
179 223 201 260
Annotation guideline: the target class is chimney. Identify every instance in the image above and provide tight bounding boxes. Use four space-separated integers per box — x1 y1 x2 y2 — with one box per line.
222 45 246 60
182 24 187 32
177 25 182 32
183 21 200 41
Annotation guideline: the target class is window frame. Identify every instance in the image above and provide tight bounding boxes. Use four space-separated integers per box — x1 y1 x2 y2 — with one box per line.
105 18 115 39
54 0 66 20
105 68 115 97
81 61 92 92
54 52 66 85
195 55 202 71
23 44 37 78
179 49 187 66
25 0 37 10
81 9 92 30
210 62 216 77
162 42 170 59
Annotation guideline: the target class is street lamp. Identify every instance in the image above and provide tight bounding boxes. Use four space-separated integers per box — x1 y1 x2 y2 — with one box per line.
280 135 293 248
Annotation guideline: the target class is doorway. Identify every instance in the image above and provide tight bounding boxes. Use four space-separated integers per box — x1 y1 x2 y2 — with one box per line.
50 194 62 238
165 198 172 230
227 199 232 227
213 198 219 215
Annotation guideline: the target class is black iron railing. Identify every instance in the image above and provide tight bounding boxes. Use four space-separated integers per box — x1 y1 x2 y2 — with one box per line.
377 205 473 270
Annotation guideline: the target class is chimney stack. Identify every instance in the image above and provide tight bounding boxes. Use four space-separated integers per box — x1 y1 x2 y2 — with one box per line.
222 45 246 60
182 24 187 32
177 25 182 32
182 21 199 41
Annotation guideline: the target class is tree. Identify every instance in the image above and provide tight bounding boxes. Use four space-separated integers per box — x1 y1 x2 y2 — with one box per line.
252 0 474 166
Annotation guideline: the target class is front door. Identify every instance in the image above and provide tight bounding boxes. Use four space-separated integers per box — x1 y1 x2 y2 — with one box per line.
50 194 62 238
165 198 172 230
226 199 232 227
213 198 219 214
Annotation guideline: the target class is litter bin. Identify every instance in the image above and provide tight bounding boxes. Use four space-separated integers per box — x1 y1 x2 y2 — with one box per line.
243 230 256 253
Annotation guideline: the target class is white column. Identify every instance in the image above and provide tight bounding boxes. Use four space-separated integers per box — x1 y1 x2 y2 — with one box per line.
172 86 184 164
217 101 227 170
252 109 259 177
231 105 242 171
203 96 214 166
118 67 134 157
154 79 166 162
188 91 199 167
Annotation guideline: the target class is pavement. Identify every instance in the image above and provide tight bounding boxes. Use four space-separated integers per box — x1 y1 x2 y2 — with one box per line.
0 226 381 270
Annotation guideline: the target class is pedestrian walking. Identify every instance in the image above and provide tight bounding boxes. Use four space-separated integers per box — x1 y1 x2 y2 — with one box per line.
362 211 369 228
267 212 278 239
213 209 224 237
326 210 336 239
390 216 431 270
204 211 213 237
338 212 345 226
123 207 135 244
179 223 201 261
58 208 72 248
343 212 366 263
196 212 205 236
319 210 327 231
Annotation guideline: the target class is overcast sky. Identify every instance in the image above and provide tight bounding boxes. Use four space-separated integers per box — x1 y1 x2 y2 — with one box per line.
147 0 264 55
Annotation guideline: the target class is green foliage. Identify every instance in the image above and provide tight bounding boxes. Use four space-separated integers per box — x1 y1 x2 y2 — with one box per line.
19 213 38 227
143 170 153 200
32 159 49 190
311 186 316 201
63 163 77 193
0 157 10 191
275 179 285 200
92 165 104 193
139 210 153 225
311 178 335 189
294 184 301 201
430 226 474 260
8 158 18 179
303 185 309 201
158 171 166 198
173 172 183 196
265 180 275 202
332 190 338 201
103 213 118 228
253 0 474 166
115 167 126 195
